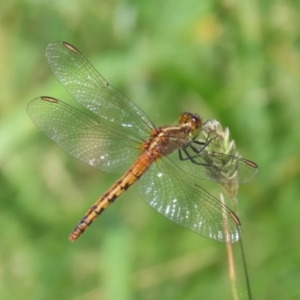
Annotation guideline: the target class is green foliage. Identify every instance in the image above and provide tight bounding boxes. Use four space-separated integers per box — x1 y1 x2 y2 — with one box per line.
1 0 300 299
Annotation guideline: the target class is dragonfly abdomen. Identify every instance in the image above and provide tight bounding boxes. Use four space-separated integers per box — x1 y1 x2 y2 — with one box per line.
68 152 154 241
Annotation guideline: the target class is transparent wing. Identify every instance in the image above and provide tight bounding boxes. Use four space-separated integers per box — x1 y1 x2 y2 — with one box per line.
137 156 241 243
45 41 153 140
27 97 142 174
174 142 259 184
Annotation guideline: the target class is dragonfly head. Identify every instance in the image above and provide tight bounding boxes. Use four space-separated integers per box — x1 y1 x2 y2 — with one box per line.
178 112 201 137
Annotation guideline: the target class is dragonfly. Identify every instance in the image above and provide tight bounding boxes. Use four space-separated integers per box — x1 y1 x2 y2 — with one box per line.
27 42 258 243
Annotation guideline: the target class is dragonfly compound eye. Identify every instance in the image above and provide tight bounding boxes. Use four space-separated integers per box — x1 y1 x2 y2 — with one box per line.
178 112 201 136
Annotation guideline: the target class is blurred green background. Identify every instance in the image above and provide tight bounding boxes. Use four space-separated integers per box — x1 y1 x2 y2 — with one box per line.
1 0 299 299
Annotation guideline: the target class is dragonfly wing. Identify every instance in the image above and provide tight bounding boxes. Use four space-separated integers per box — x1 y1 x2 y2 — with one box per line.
137 156 241 243
45 42 153 140
174 142 259 184
27 97 141 174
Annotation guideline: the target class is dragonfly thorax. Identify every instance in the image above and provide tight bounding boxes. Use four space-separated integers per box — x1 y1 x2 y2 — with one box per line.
143 113 201 159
